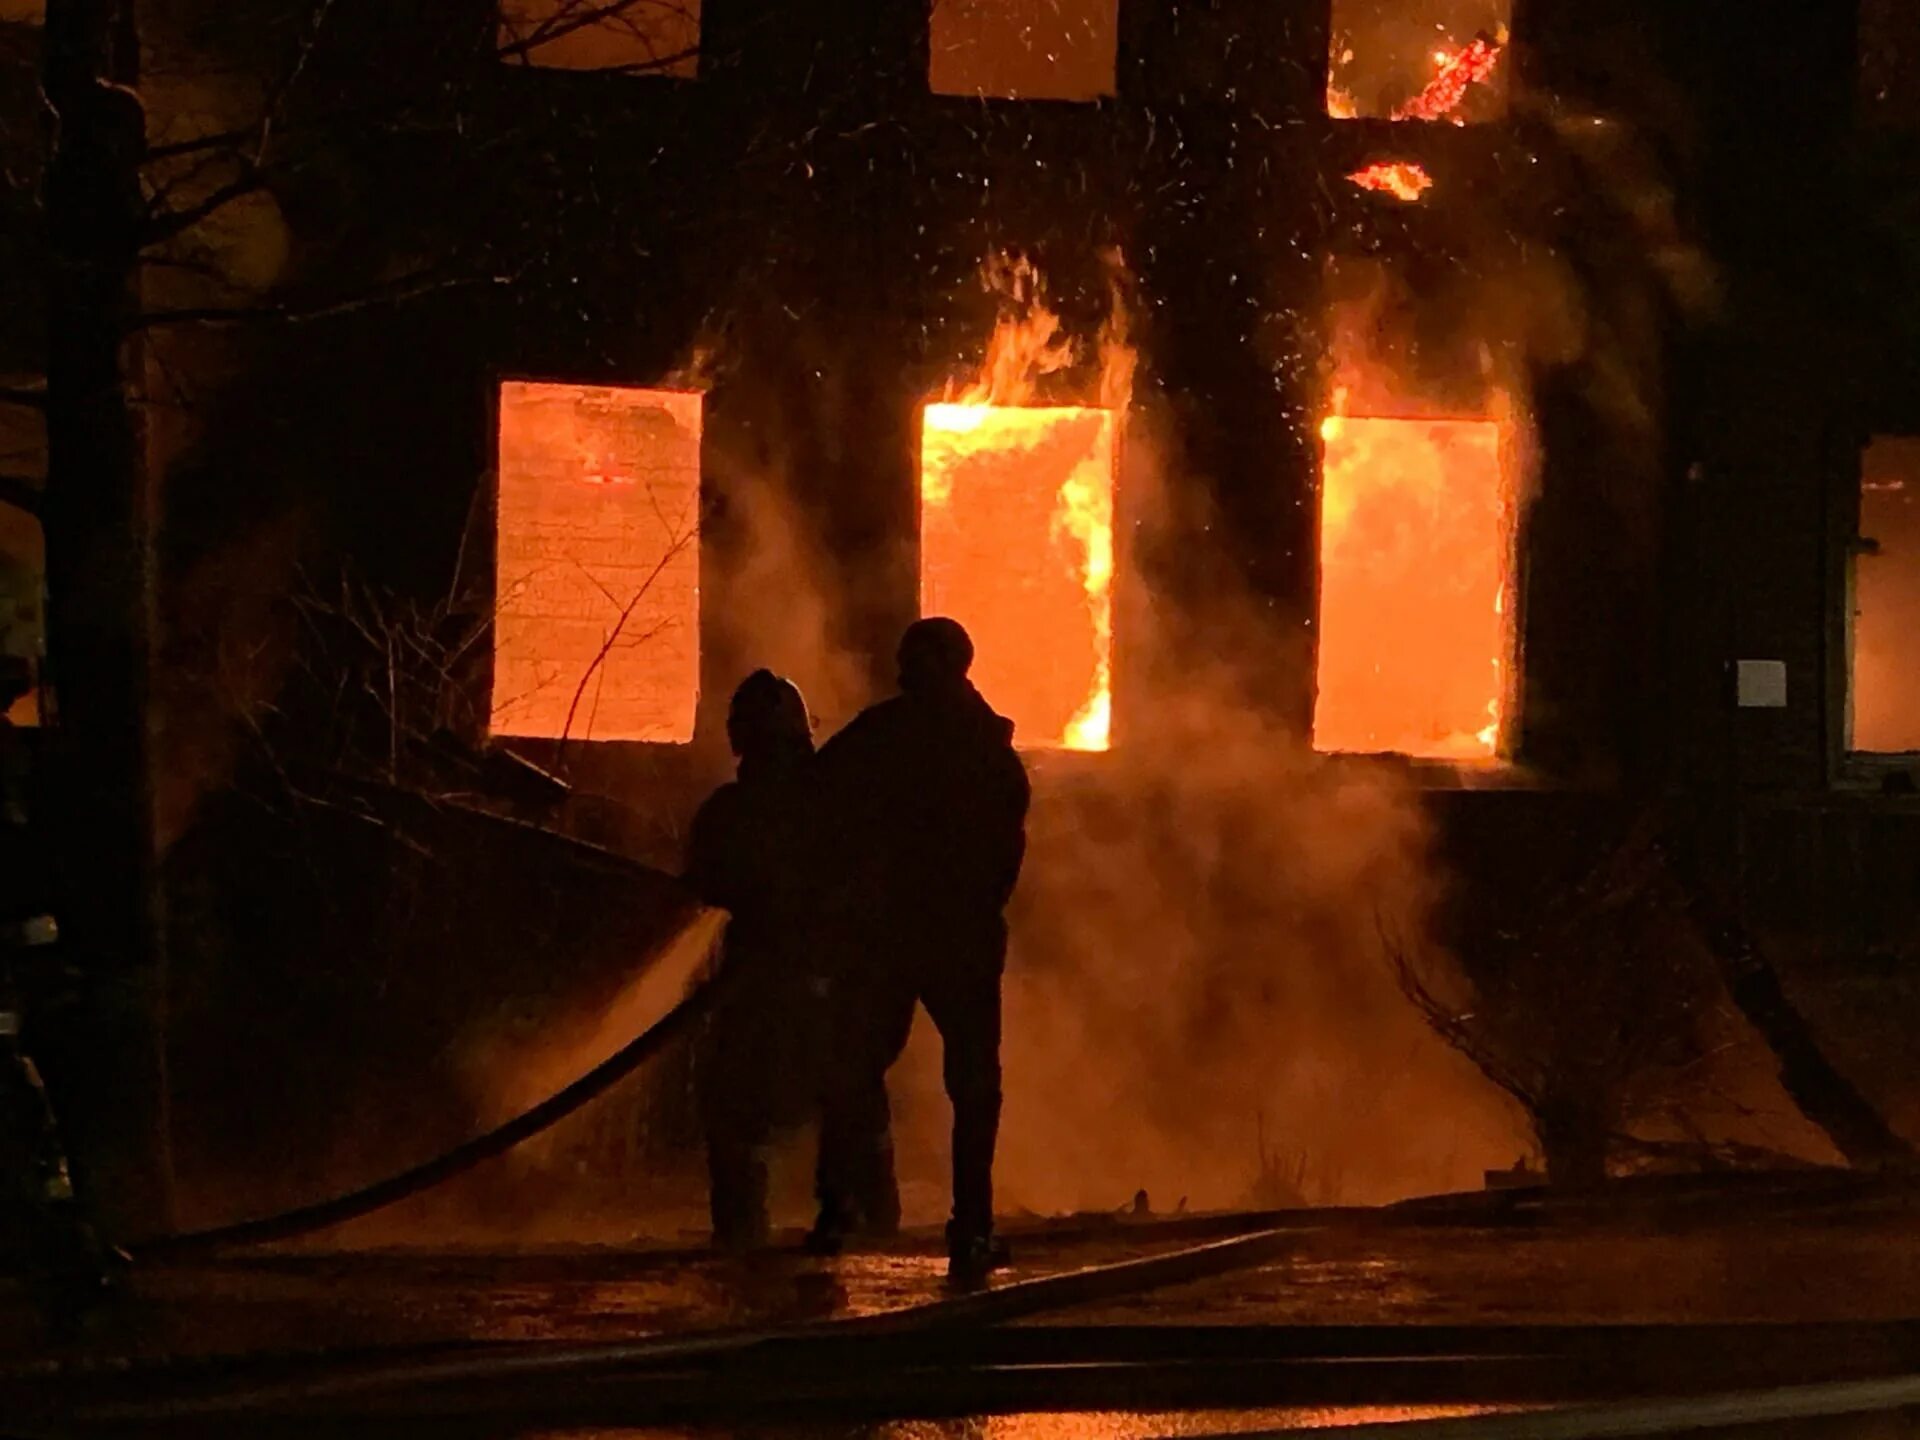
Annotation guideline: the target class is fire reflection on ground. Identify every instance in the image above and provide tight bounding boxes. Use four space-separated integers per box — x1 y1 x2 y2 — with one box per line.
522 1407 1515 1440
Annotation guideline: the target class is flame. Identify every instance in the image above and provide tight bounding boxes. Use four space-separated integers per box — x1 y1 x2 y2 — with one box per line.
1316 388 1510 761
1328 18 1505 122
1055 446 1114 751
920 254 1127 752
948 254 1076 408
1346 160 1434 202
1393 34 1503 123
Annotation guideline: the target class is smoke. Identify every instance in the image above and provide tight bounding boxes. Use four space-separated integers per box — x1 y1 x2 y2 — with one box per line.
306 906 726 1250
460 907 727 1128
884 404 1529 1219
995 697 1525 1213
705 439 873 736
675 256 1529 1223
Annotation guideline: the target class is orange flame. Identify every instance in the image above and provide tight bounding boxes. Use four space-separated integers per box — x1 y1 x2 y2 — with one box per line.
1393 35 1503 123
1346 160 1434 202
921 255 1127 752
1316 388 1510 761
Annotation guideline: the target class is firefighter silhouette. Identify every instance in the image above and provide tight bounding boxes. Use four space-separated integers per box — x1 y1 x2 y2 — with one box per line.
810 618 1030 1287
686 669 829 1250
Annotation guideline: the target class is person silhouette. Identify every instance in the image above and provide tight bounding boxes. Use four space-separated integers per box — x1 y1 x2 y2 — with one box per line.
686 670 827 1250
809 619 1030 1286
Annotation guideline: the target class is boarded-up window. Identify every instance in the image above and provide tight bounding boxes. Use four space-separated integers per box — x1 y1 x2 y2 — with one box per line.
1315 413 1510 759
1852 437 1920 754
494 382 700 744
498 0 700 75
1327 0 1509 122
930 0 1118 101
920 403 1115 751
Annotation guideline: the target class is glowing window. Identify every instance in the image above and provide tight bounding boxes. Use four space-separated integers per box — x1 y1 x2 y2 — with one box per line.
493 382 700 744
929 0 1118 102
1326 0 1509 122
1315 413 1511 759
1851 438 1920 754
920 404 1115 751
498 0 700 75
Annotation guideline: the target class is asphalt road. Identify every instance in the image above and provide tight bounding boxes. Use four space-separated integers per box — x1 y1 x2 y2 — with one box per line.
6 1178 1920 1435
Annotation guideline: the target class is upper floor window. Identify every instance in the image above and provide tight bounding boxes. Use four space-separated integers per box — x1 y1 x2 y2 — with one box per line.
498 0 700 76
1326 0 1509 123
929 0 1118 102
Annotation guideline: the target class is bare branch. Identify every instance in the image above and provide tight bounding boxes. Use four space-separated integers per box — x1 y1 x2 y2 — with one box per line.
497 0 698 72
256 0 343 165
553 523 695 758
133 268 512 331
0 475 43 518
144 166 268 246
147 121 273 163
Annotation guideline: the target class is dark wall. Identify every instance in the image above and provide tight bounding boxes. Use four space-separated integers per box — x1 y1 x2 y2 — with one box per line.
154 0 1920 958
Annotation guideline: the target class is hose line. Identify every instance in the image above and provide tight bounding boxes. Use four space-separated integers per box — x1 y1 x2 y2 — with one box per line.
138 933 732 1260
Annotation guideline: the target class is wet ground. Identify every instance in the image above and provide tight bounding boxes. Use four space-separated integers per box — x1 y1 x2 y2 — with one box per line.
6 1176 1920 1435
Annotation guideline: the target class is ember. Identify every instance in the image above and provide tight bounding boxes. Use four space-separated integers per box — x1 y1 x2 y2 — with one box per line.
929 0 1119 101
1326 0 1509 121
493 382 701 743
919 256 1123 752
1393 35 1503 122
1346 160 1435 201
1315 403 1509 759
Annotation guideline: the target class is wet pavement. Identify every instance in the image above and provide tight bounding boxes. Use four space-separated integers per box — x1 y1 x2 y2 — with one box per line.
8 1186 1920 1363
5 1180 1920 1435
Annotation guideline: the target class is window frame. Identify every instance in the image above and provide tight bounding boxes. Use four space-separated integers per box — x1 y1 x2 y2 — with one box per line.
487 371 707 751
1830 432 1920 786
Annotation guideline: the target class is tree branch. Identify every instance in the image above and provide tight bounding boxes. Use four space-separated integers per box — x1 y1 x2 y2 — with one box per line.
144 166 268 246
0 475 42 518
132 268 512 331
497 0 697 68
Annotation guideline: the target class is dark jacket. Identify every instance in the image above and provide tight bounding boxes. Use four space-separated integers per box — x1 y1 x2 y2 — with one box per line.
685 751 823 983
818 680 1030 951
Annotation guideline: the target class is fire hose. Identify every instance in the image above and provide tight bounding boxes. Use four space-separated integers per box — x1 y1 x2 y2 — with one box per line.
136 939 736 1260
41 1224 1322 1426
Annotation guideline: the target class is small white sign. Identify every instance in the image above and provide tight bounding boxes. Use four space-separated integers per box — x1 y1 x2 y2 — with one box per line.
1736 659 1788 709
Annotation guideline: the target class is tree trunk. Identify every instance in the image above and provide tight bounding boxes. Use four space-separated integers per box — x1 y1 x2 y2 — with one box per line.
1537 1095 1611 1189
1663 814 1914 1172
40 0 174 1238
1683 878 1914 1171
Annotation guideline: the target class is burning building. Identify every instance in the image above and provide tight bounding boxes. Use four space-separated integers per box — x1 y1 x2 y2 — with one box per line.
111 0 1904 936
13 0 1920 1216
